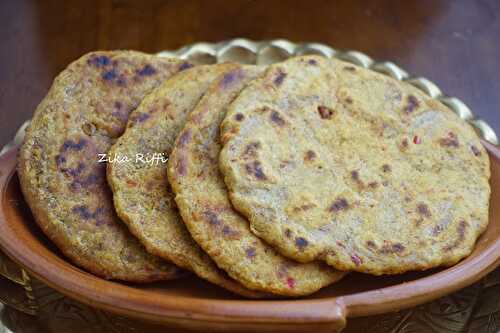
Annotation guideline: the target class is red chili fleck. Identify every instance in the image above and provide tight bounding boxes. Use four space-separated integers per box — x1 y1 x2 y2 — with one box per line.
126 179 138 187
286 277 296 289
317 106 335 119
413 136 421 144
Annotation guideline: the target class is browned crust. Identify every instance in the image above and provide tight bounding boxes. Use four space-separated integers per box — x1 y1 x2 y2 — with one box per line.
18 51 188 282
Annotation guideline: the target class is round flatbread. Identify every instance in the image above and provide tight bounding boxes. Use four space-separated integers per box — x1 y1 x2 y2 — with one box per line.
168 65 344 296
219 56 490 275
18 51 189 282
107 64 264 297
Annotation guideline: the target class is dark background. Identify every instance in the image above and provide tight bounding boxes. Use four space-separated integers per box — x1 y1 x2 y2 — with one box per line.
1 0 499 146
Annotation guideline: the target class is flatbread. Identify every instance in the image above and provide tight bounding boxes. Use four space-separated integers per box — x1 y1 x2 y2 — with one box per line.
107 64 264 297
168 65 345 295
219 55 490 275
18 51 189 282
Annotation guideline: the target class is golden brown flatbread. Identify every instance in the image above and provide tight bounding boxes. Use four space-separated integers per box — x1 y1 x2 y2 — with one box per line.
108 64 265 297
19 51 189 281
219 56 490 275
168 65 345 295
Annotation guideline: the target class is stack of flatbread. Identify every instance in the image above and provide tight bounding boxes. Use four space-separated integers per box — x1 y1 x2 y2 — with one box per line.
18 51 490 297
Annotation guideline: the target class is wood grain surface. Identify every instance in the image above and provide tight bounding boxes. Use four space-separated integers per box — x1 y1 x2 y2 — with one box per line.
0 0 499 147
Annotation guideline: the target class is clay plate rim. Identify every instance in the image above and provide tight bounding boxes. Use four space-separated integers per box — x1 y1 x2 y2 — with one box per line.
0 141 498 328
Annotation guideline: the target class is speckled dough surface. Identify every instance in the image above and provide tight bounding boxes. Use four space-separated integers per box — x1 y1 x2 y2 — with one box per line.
168 65 344 296
107 64 264 297
18 51 189 282
219 56 490 275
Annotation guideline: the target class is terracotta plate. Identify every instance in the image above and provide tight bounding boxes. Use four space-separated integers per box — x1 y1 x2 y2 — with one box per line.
0 40 498 332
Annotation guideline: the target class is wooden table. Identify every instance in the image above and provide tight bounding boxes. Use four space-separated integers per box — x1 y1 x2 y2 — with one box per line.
0 1 499 332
